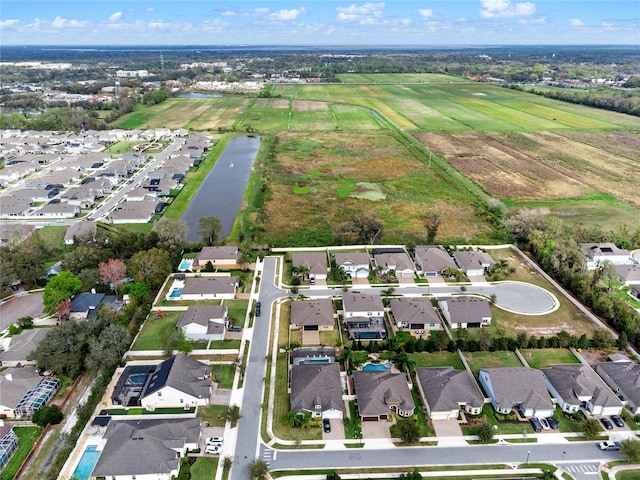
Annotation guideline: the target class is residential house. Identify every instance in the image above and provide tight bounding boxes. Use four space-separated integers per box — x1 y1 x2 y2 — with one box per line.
292 252 329 281
616 264 640 285
192 246 240 271
452 251 495 276
342 292 386 341
438 296 492 329
0 328 50 367
175 277 237 301
177 305 228 342
0 197 32 217
333 252 370 279
64 219 96 245
70 293 118 320
109 199 157 224
0 426 18 474
542 364 623 415
34 201 80 218
353 370 415 421
290 299 335 331
389 297 442 333
291 347 336 366
140 354 213 409
373 251 415 278
478 367 554 418
90 418 201 480
0 367 42 419
290 363 344 419
579 243 634 270
415 367 484 420
629 285 640 302
595 362 640 415
0 223 36 247
413 246 458 277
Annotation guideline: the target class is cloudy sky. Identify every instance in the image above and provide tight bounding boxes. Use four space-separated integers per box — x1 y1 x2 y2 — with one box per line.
1 1 638 46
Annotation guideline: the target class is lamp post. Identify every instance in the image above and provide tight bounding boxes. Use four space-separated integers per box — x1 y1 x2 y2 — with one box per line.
526 450 531 465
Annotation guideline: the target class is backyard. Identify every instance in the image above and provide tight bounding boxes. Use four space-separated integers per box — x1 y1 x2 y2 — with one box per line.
463 350 523 377
520 348 579 369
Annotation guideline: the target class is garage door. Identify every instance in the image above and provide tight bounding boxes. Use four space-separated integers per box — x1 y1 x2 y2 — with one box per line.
304 325 319 331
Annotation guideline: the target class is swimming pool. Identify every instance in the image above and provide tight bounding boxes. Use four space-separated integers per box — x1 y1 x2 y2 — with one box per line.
178 258 194 271
169 288 182 298
72 445 100 480
362 362 392 371
127 373 148 386
305 358 330 364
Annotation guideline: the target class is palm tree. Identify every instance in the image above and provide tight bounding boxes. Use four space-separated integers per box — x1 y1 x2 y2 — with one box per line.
393 351 416 375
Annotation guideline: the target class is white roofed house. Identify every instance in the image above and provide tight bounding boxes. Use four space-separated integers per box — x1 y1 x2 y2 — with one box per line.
140 354 213 410
342 292 386 341
373 251 415 278
177 305 228 342
438 296 492 329
173 276 238 301
579 243 634 270
34 200 80 218
333 252 371 279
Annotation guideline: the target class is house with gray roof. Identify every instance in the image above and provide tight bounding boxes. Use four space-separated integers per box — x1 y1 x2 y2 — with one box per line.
616 264 640 285
34 201 80 218
342 293 386 341
290 363 344 419
90 418 201 480
415 367 484 420
413 246 458 277
177 305 227 342
438 296 492 329
333 252 371 279
0 328 50 367
542 364 623 415
64 219 96 245
389 297 442 332
629 285 640 302
192 246 240 271
70 292 118 319
177 276 237 300
452 251 495 276
373 251 415 278
291 299 335 331
579 242 634 270
478 367 554 418
353 370 415 421
595 362 640 415
109 199 157 224
0 367 42 419
292 252 329 281
140 354 213 409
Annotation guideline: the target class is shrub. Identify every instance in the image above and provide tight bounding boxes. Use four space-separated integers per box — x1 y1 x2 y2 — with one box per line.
32 405 64 427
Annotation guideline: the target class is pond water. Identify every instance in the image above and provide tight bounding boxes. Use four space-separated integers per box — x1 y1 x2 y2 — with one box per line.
179 92 222 98
181 136 260 242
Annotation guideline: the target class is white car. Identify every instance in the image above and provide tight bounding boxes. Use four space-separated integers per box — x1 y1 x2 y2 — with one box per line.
598 441 621 451
538 417 550 430
205 444 221 455
206 436 224 446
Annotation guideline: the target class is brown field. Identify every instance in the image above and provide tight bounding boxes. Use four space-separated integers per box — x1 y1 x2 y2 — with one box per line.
292 100 328 111
414 130 640 206
269 99 290 109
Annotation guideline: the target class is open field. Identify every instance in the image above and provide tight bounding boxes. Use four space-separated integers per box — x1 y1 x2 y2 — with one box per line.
336 73 470 83
520 348 579 368
258 131 496 246
463 350 523 376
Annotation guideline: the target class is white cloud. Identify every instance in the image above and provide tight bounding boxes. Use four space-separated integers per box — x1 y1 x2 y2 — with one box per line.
519 16 546 24
480 0 536 18
0 18 19 28
336 2 385 22
144 7 154 13
418 9 433 19
148 20 170 29
569 18 585 27
270 8 305 21
109 12 123 22
50 16 88 29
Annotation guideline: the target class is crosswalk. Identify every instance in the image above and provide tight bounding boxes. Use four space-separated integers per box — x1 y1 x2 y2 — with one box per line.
562 463 600 477
262 447 274 467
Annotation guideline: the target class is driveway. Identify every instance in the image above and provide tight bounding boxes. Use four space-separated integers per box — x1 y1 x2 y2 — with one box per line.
302 330 319 345
323 419 345 440
361 419 393 439
0 291 44 331
431 419 466 446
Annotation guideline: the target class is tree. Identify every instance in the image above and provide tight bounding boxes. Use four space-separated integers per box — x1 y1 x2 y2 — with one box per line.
501 208 550 242
125 281 151 304
239 242 253 271
326 473 342 480
197 216 223 245
86 324 131 373
28 320 88 378
128 248 172 290
392 418 420 444
425 212 441 244
226 405 242 427
582 418 601 439
247 458 269 480
393 351 416 374
343 214 384 245
620 438 640 464
17 316 34 329
43 271 82 314
98 258 127 297
591 329 615 349
56 298 72 321
61 245 100 274
32 405 63 426
399 471 423 480
475 422 494 443
152 217 189 253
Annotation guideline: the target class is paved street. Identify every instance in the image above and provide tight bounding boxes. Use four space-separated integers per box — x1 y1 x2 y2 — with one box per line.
0 291 44 331
559 462 602 480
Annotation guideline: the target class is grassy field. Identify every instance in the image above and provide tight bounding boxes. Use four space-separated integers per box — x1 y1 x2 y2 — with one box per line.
132 311 180 350
336 73 471 83
190 457 218 480
0 427 43 480
463 350 523 376
409 351 464 370
520 349 580 369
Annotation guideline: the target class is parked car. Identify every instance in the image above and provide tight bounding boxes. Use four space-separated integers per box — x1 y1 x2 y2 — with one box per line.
538 417 550 430
600 418 614 430
205 445 221 454
598 441 621 451
323 418 331 433
546 417 559 430
228 325 242 332
255 301 261 317
529 417 542 432
610 414 625 428
206 436 224 446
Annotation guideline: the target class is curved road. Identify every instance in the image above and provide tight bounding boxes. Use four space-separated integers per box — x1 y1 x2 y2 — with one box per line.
229 256 569 480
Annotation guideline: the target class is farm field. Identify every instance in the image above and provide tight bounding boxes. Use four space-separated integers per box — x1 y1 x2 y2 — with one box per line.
258 130 496 246
336 73 471 83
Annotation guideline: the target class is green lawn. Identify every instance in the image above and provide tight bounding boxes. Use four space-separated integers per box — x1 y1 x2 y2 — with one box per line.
410 351 464 370
224 299 249 325
617 471 640 480
463 351 523 376
520 349 580 369
462 404 535 436
213 363 236 389
190 456 218 480
198 404 229 427
208 339 241 350
34 226 66 253
551 408 588 433
132 311 180 350
0 426 43 480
